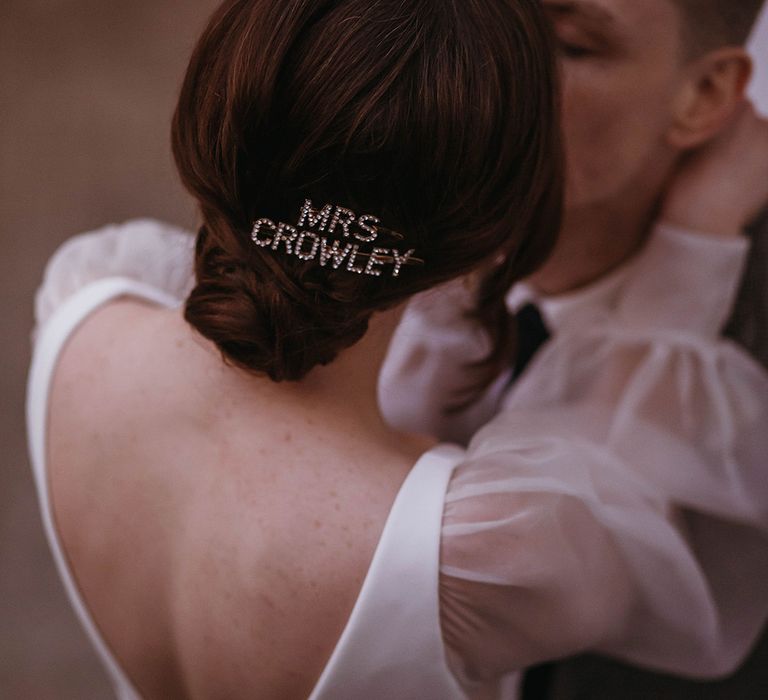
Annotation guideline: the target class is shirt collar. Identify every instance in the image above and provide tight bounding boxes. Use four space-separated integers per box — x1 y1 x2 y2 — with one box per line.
506 256 638 332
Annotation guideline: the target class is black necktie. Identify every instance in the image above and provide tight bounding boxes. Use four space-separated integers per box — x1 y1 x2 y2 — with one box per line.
511 302 551 381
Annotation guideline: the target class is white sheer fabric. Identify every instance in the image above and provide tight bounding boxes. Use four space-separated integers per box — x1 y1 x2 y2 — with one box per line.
33 221 768 696
748 4 768 116
383 225 768 684
34 219 195 329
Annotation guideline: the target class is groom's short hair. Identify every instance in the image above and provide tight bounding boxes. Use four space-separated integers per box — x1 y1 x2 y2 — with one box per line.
674 0 765 53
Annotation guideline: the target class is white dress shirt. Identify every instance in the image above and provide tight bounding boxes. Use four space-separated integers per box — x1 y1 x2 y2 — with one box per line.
381 224 752 443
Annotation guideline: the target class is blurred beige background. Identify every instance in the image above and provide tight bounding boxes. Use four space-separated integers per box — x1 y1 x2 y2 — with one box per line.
0 2 217 696
1 2 767 699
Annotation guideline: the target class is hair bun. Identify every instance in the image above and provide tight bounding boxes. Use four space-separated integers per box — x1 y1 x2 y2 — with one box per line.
185 226 370 381
172 0 562 386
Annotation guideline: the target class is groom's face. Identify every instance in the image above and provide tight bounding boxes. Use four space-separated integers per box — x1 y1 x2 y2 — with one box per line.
543 0 688 210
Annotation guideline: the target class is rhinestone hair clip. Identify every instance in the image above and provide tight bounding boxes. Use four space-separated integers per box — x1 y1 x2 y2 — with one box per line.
251 199 422 278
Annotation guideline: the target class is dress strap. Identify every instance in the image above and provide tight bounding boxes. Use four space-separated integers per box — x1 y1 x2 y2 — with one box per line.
27 276 179 700
308 444 467 700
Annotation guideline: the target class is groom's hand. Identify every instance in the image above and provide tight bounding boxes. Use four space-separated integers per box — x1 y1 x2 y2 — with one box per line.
661 101 768 237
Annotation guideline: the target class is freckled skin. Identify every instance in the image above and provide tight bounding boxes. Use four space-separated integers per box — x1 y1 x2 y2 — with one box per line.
48 300 433 699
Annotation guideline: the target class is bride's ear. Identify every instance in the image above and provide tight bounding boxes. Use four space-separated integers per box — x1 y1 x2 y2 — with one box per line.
665 47 752 150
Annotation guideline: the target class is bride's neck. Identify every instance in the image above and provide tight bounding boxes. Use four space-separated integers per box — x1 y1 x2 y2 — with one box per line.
187 304 406 438
295 307 403 434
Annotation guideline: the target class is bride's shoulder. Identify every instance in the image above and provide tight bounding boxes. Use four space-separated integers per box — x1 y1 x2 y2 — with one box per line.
35 218 200 451
48 300 188 446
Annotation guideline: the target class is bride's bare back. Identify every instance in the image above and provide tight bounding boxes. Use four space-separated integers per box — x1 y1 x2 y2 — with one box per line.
48 299 425 698
41 0 562 695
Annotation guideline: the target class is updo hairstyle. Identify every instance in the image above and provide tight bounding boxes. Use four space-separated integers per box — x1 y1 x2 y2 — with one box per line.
172 0 562 383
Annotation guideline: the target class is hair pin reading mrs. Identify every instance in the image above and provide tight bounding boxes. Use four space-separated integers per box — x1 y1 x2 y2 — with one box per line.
251 199 422 278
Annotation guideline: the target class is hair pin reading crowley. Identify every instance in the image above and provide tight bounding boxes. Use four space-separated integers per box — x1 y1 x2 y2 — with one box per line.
251 199 422 278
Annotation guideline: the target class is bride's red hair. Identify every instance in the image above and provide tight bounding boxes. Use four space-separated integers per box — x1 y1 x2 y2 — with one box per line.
172 0 562 384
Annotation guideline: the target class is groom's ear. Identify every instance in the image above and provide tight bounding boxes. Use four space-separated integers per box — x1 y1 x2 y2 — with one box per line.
665 47 752 150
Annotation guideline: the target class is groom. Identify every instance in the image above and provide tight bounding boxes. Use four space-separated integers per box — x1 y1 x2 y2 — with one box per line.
531 0 767 311
382 0 768 439
527 4 768 698
381 0 768 696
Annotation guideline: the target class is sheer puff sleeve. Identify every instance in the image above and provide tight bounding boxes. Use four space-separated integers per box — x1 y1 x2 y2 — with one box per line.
439 226 768 688
34 219 195 334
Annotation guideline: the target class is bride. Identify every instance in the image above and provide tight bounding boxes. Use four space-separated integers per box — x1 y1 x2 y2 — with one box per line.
28 0 561 698
27 0 768 699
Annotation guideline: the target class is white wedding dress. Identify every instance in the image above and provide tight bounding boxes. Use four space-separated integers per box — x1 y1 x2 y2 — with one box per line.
27 220 768 699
